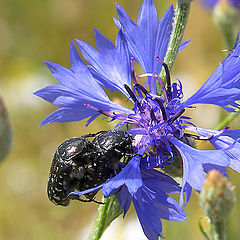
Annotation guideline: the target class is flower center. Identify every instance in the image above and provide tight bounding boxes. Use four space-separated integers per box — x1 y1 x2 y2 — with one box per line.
123 80 185 152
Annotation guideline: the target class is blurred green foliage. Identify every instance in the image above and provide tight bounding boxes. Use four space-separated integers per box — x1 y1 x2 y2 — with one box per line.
0 0 239 239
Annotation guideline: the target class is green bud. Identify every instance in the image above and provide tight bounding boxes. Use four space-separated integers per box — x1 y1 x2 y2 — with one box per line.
213 0 237 28
213 0 237 49
199 170 236 222
0 97 12 162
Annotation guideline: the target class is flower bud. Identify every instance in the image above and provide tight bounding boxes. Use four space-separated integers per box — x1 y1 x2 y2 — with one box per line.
213 0 237 29
0 97 12 162
199 170 236 222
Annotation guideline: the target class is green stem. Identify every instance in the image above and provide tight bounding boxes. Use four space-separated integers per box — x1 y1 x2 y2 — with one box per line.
157 0 192 93
88 196 123 240
216 110 240 130
220 27 235 50
210 220 226 240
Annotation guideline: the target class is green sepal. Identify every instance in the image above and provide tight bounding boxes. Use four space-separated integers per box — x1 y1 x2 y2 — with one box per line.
199 218 211 240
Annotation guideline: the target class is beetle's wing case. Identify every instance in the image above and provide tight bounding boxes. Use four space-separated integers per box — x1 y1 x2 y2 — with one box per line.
47 151 77 206
47 137 96 206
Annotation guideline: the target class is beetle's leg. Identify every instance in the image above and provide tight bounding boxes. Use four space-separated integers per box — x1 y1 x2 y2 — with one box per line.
69 194 104 204
91 198 105 205
82 131 104 138
84 193 105 204
79 196 104 204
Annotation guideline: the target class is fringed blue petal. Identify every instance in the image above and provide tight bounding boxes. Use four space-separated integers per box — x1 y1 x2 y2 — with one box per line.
115 185 132 217
210 130 240 172
133 180 186 240
141 169 181 193
35 42 134 125
169 136 229 206
34 84 81 107
35 83 133 126
115 2 174 83
38 107 100 126
203 164 229 177
102 155 143 197
133 186 163 240
68 184 104 199
75 30 131 96
186 126 240 173
179 40 191 52
180 42 240 112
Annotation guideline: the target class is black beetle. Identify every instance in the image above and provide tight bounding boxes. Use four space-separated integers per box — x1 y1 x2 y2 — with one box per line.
47 130 134 206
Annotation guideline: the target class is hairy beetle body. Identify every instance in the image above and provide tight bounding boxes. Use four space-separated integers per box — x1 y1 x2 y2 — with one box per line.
47 130 134 206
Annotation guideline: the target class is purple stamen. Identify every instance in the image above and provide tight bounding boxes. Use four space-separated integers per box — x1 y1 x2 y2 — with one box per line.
153 97 167 121
84 104 131 122
124 84 138 102
132 76 143 98
131 70 137 85
156 76 168 103
150 72 156 95
130 57 137 85
162 63 172 100
156 57 172 100
130 56 135 69
167 109 185 124
150 109 157 123
84 104 115 118
135 83 149 96
184 132 214 141
124 84 144 113
84 103 99 112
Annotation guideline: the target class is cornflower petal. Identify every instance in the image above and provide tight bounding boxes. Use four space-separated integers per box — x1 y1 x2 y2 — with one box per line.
115 185 132 217
115 2 174 76
178 40 191 52
180 42 240 112
39 107 99 126
203 164 229 177
35 43 133 125
34 84 83 107
169 136 230 206
133 172 186 239
75 30 131 95
186 126 240 172
211 130 240 172
133 187 163 240
102 155 143 197
141 169 181 194
140 170 185 218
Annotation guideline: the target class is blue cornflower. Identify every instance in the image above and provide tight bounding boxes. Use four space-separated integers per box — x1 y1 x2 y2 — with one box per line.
201 0 240 9
35 0 240 239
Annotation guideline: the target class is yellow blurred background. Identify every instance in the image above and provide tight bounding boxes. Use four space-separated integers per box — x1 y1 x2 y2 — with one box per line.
0 0 239 239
